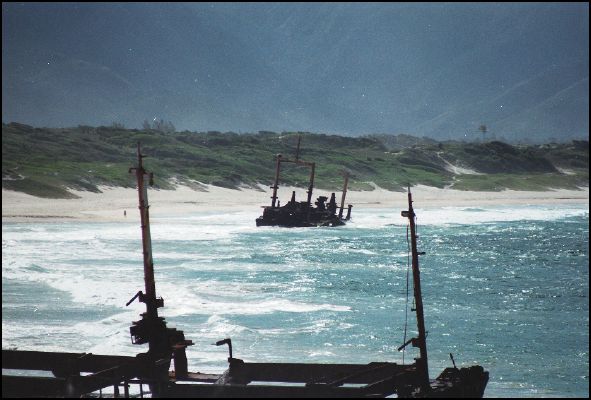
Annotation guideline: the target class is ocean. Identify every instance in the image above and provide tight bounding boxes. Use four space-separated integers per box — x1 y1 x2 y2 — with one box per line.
2 203 589 397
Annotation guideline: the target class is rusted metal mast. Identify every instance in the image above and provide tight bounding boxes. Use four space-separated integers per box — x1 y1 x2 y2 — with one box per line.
296 136 314 205
306 162 316 208
127 142 192 378
129 142 160 319
270 136 316 210
401 187 430 389
271 154 282 208
338 172 349 219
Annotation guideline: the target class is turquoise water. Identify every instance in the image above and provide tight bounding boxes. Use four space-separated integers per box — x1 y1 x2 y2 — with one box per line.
2 204 589 397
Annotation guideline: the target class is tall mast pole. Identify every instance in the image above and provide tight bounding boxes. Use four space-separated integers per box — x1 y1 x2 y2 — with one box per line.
306 162 316 207
402 187 429 388
132 143 158 319
128 143 192 376
338 171 349 219
271 154 282 208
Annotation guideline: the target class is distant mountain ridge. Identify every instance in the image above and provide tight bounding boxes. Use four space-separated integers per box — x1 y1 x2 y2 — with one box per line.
2 3 588 142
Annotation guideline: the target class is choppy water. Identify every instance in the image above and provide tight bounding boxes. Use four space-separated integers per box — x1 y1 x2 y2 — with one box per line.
2 203 589 397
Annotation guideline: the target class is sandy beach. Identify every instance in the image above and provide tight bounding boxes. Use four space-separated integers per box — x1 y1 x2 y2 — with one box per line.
2 183 588 223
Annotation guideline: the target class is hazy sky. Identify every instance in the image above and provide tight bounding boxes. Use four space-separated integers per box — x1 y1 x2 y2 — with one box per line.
2 2 588 141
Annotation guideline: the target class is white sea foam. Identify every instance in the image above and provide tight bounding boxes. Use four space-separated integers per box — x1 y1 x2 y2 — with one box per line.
152 211 260 241
349 204 588 228
4 204 586 316
161 292 351 317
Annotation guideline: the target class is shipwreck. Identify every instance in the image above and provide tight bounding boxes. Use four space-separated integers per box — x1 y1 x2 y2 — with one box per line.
256 137 352 227
2 143 488 398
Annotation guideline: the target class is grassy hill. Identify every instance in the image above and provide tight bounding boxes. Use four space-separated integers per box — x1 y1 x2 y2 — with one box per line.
2 123 588 199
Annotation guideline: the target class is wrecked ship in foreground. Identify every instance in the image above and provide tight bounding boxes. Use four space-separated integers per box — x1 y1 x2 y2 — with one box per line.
2 143 488 398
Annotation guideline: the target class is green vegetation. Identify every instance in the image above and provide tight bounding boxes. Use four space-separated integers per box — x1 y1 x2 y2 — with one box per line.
2 122 588 198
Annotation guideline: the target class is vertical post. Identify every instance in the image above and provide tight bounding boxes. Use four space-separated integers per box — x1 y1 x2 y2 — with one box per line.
271 154 282 208
173 346 189 379
338 172 349 219
306 162 316 207
133 143 158 318
403 187 429 388
346 204 353 220
328 193 337 215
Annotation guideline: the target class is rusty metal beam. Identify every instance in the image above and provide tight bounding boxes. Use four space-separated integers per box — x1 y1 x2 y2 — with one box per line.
338 172 349 219
2 350 136 374
218 361 412 385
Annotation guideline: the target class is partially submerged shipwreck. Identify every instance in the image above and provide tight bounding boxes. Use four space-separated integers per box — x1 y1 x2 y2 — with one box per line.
256 137 352 227
2 144 488 398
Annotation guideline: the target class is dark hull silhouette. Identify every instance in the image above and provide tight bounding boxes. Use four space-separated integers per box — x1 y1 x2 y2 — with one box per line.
256 192 349 227
256 137 353 228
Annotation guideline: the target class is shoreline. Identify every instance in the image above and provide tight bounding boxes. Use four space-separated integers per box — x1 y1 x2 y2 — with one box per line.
2 184 589 223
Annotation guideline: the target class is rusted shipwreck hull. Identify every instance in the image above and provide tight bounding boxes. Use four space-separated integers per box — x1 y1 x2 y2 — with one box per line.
256 137 353 228
256 191 350 227
2 144 488 398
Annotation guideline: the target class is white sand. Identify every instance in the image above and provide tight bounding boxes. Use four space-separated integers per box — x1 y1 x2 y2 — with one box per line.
2 183 589 223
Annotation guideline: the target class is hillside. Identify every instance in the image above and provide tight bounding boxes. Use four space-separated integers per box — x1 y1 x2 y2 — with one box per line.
2 3 588 142
2 123 588 199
